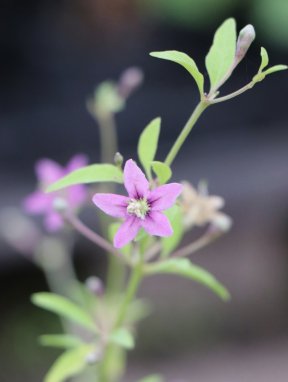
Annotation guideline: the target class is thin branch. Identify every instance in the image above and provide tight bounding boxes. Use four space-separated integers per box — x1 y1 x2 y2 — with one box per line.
64 211 121 257
172 229 224 258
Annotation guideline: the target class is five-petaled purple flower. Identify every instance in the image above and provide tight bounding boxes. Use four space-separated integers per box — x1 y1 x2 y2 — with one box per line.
93 159 182 248
23 155 88 232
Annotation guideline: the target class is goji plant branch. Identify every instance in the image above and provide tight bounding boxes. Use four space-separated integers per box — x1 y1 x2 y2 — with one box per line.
171 228 224 258
209 81 255 104
164 101 209 167
64 211 121 257
99 256 144 382
94 109 126 297
96 112 118 164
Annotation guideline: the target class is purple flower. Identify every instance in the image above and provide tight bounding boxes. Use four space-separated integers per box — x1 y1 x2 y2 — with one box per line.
23 155 88 232
93 159 182 248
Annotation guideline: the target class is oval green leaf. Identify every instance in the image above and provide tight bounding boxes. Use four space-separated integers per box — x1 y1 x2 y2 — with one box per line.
44 344 94 382
150 50 204 96
138 117 161 179
46 164 123 192
146 258 230 301
31 292 97 333
151 161 172 185
205 18 236 91
109 328 135 350
162 205 183 257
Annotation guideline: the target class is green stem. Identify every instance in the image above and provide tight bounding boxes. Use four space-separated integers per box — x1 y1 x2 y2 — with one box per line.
94 109 126 297
106 254 126 297
209 81 255 104
97 112 118 164
164 101 209 167
99 259 143 382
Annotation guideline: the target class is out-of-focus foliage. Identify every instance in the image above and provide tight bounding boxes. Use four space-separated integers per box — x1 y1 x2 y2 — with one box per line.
138 0 236 29
138 0 288 50
251 0 288 49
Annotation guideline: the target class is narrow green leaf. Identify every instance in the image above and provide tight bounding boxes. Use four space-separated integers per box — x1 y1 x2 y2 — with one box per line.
39 334 83 349
137 375 164 382
264 64 288 75
151 161 172 184
150 50 204 95
146 258 230 301
31 292 97 333
46 164 123 192
109 328 135 349
44 344 94 382
138 117 161 178
259 47 269 72
205 18 236 91
162 205 183 257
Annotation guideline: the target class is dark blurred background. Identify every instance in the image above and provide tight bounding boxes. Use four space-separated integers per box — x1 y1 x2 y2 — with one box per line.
1 0 288 381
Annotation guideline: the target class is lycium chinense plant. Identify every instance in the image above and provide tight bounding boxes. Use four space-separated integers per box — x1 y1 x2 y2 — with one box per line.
18 18 287 382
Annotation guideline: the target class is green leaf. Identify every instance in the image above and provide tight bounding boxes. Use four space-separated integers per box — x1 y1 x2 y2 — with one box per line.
146 258 230 301
259 47 269 72
138 117 161 179
31 292 97 333
162 205 183 257
253 64 287 84
46 164 123 192
44 344 94 382
137 375 164 382
205 18 236 91
151 161 172 184
39 334 83 349
109 328 135 349
150 50 204 96
264 64 288 75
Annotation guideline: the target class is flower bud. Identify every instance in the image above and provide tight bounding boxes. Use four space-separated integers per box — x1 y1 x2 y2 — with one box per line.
85 349 101 364
234 24 256 66
114 152 124 168
117 67 143 99
85 276 104 296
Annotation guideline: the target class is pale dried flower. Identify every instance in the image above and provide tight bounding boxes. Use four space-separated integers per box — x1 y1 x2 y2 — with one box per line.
180 181 232 232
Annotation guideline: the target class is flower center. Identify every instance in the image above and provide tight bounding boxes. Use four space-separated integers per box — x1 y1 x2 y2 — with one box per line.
127 198 150 219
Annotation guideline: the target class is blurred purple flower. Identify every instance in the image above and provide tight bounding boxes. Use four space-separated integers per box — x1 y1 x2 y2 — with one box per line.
23 155 88 231
93 159 182 248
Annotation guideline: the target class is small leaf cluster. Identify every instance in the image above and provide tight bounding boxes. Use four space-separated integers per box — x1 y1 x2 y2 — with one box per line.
150 18 287 102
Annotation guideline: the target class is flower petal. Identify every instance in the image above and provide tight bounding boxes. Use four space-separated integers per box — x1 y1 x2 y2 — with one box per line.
44 212 63 231
92 193 128 218
142 211 173 237
66 154 88 173
124 159 149 198
208 196 225 209
114 216 141 248
68 185 87 208
149 183 183 211
23 191 51 214
35 159 63 185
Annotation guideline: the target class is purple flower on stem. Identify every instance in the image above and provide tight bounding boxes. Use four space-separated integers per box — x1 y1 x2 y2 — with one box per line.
23 155 88 232
93 159 182 248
